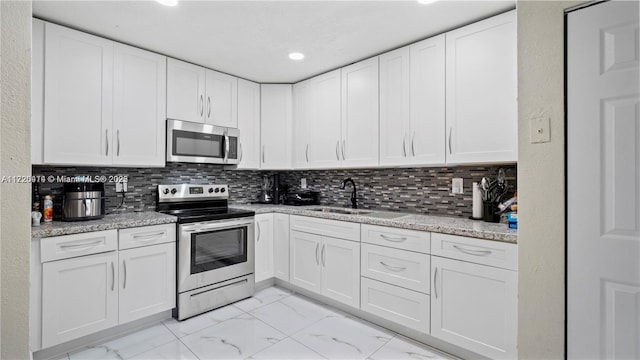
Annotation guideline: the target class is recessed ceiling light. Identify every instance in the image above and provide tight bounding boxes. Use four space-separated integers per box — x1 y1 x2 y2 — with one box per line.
156 0 178 7
416 0 438 4
288 52 305 61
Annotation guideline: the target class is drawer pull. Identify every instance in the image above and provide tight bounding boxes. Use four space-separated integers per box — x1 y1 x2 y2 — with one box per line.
132 231 165 241
59 239 102 250
379 261 406 272
379 234 407 242
453 245 492 256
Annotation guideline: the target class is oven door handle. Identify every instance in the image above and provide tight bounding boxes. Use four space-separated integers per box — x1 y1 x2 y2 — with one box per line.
181 220 254 234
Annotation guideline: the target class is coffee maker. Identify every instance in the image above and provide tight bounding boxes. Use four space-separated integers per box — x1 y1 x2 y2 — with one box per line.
258 174 281 204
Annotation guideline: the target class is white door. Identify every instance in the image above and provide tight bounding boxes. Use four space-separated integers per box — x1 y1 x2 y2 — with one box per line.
293 79 313 169
289 230 322 293
567 2 640 359
321 237 360 308
42 252 118 348
341 57 379 167
431 256 517 359
310 69 343 169
43 23 113 165
205 69 237 128
112 44 166 167
260 84 293 169
167 58 206 123
255 214 274 283
273 214 290 282
237 79 261 169
379 46 411 166
445 10 517 164
410 35 446 166
119 243 176 324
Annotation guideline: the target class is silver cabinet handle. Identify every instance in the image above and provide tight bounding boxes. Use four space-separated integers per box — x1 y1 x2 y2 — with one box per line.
402 133 407 157
116 129 120 157
105 129 109 156
434 267 438 299
453 245 492 256
305 144 309 163
256 221 261 242
239 143 243 162
411 132 416 157
380 261 406 272
132 231 165 241
448 127 453 154
315 243 319 265
321 244 326 267
262 145 265 163
335 141 340 160
59 239 102 250
111 261 115 292
341 140 346 160
200 95 204 116
207 96 211 118
379 234 407 242
123 259 127 289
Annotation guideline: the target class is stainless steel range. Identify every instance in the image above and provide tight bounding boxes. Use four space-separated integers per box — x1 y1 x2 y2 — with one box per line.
157 184 255 320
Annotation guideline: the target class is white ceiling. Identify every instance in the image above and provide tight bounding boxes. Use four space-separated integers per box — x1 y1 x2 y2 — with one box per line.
33 0 515 83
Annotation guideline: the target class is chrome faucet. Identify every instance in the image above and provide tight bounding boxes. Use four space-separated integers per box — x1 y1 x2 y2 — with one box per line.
339 178 358 209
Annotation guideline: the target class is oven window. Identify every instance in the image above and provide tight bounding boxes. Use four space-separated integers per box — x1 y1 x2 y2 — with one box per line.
173 130 223 158
191 227 247 274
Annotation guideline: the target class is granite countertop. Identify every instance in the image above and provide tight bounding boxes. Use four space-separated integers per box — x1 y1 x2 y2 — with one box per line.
31 212 178 239
231 204 517 244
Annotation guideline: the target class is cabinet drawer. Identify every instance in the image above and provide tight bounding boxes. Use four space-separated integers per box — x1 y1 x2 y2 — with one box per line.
361 243 430 294
41 230 118 263
361 277 430 334
361 224 430 253
119 224 176 250
431 233 517 271
290 215 360 242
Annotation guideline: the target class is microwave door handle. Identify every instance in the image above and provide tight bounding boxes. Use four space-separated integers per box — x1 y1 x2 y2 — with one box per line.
223 132 230 163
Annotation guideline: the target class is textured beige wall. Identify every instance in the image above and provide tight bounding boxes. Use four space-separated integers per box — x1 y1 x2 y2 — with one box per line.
0 1 32 358
517 1 584 359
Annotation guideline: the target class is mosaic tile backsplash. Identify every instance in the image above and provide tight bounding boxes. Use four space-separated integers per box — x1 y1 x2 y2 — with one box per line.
33 164 516 218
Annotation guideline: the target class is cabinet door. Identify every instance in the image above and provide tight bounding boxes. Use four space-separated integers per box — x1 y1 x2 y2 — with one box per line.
42 251 118 348
445 11 517 164
410 35 446 165
32 19 45 165
289 230 322 293
119 243 176 324
292 79 313 169
167 58 206 123
310 69 343 169
205 69 237 128
237 79 261 169
255 214 274 283
260 84 293 169
431 256 517 359
273 214 290 282
321 237 360 308
113 44 166 167
43 23 113 165
379 47 411 166
341 57 379 167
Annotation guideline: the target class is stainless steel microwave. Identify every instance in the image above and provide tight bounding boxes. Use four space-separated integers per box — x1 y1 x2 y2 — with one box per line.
167 119 239 165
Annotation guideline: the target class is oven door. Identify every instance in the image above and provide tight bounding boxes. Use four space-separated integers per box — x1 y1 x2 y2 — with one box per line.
167 119 239 165
178 217 254 293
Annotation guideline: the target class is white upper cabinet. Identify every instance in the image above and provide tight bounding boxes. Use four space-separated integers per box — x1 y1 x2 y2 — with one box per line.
410 35 446 165
112 43 166 167
167 59 238 128
43 22 114 165
166 58 206 124
237 79 261 169
292 79 313 169
205 69 238 128
310 70 343 169
341 57 380 167
445 10 517 164
32 19 45 165
260 84 293 170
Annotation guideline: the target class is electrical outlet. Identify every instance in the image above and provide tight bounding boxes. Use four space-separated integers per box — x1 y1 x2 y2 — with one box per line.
301 178 307 189
452 178 464 194
115 178 128 193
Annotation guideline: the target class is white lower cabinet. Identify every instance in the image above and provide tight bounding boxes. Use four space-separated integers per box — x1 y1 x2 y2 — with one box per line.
290 229 360 308
431 256 517 359
255 214 274 283
273 214 290 281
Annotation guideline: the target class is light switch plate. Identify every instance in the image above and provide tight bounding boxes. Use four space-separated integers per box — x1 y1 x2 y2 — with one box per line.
452 178 464 194
530 116 551 143
301 178 307 189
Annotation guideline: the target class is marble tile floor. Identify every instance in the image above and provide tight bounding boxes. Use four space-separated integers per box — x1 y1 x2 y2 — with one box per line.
56 286 455 360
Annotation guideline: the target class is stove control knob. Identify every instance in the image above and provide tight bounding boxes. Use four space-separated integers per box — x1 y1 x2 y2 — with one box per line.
220 188 226 193
170 188 177 195
162 188 169 195
214 188 220 193
208 188 214 193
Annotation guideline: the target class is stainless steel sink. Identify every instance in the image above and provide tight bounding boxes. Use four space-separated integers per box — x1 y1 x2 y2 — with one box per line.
310 207 371 215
